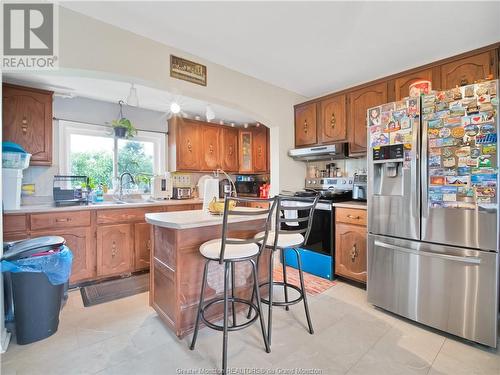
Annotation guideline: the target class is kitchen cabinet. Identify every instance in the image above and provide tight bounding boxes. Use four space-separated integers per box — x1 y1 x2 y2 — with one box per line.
348 82 388 155
393 67 435 100
252 127 268 173
238 130 253 173
169 117 269 173
200 125 220 171
134 222 152 271
318 94 347 143
32 227 95 284
97 223 133 277
440 51 496 89
294 102 317 147
220 127 239 172
2 84 53 166
169 118 201 171
335 208 367 283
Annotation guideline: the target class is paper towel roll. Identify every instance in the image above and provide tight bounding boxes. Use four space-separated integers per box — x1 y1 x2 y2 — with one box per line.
202 178 219 211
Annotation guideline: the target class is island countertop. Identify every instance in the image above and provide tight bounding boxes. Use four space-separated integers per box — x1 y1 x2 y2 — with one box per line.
145 207 267 229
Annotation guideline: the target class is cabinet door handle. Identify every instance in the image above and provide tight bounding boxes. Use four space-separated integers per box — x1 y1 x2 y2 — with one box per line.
350 244 357 261
146 240 152 251
303 119 308 134
330 112 336 128
228 145 234 156
347 214 360 219
21 117 28 134
209 144 214 154
111 241 118 257
257 145 262 156
187 141 192 152
56 217 71 223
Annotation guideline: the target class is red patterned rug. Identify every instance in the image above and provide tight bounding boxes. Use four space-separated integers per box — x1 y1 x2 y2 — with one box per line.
273 264 336 296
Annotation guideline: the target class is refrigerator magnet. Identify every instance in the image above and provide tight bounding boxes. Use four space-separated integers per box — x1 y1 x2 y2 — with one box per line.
457 167 472 176
429 156 442 168
478 156 492 168
428 118 444 129
479 103 494 112
436 110 451 119
436 101 449 111
442 138 456 147
480 123 495 135
451 87 462 100
407 99 418 116
464 85 475 98
423 106 436 115
422 94 436 106
395 100 407 111
400 117 412 130
445 117 462 126
482 145 496 155
451 126 465 138
430 175 445 185
471 147 482 158
380 112 391 127
442 147 454 158
442 157 455 167
457 157 468 167
461 116 472 126
450 106 466 117
369 107 381 126
430 148 442 156
476 186 496 198
446 176 469 186
466 158 479 167
464 124 479 136
428 128 440 139
381 103 395 112
455 146 471 157
458 187 475 197
476 84 488 96
478 94 491 104
439 128 451 138
491 97 499 106
476 134 497 144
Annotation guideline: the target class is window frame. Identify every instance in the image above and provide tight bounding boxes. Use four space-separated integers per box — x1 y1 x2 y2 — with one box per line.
58 120 166 189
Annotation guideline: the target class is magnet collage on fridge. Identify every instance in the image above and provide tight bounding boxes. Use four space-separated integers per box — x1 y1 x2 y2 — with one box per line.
424 80 498 209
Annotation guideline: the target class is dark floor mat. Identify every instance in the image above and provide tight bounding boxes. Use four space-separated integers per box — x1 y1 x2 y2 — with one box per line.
80 273 149 307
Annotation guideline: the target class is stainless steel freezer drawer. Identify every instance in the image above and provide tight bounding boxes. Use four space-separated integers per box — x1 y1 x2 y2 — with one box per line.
367 234 498 347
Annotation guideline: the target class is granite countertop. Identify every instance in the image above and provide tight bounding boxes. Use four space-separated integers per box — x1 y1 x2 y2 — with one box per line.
332 200 367 210
145 207 267 229
4 198 203 214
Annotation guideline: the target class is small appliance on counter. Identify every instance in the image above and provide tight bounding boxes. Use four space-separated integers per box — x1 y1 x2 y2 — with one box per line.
53 175 90 206
2 142 31 210
235 180 265 197
151 174 172 200
352 173 367 201
172 187 192 200
219 178 233 198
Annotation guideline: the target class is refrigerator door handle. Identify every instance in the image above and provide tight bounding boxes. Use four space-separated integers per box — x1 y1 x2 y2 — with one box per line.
374 240 482 265
421 113 429 219
411 117 419 218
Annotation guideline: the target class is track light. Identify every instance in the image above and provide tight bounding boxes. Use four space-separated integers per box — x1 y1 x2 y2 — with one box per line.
127 84 138 106
170 102 181 114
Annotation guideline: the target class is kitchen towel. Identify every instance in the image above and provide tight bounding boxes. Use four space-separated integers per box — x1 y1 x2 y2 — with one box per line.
282 200 300 226
202 178 219 212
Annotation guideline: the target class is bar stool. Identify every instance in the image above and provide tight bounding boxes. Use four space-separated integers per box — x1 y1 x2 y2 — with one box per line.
190 197 276 374
249 195 319 345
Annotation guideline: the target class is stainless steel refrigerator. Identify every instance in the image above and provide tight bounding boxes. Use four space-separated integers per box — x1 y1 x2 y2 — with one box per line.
367 80 499 347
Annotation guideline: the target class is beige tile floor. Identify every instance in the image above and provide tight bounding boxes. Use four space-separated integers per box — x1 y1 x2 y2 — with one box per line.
1 281 499 375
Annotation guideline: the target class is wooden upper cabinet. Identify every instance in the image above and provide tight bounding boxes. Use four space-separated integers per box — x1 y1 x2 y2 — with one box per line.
97 223 133 277
294 102 317 147
239 130 253 173
176 120 201 171
440 51 496 89
2 84 53 165
253 127 268 173
393 68 434 100
318 94 347 143
220 127 239 172
200 125 220 171
348 82 388 155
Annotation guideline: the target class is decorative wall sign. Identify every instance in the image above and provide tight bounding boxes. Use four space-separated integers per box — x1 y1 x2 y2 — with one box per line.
170 55 207 86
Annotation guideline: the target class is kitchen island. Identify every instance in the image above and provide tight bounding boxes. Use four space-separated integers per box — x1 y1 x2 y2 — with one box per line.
145 208 269 338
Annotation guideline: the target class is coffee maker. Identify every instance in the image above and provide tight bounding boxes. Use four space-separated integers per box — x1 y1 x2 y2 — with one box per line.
352 173 367 201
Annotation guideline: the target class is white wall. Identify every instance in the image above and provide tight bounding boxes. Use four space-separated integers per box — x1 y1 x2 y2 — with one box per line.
57 7 307 194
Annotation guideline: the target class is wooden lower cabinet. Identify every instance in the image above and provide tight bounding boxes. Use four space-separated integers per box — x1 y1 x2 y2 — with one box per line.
134 222 152 271
32 227 95 284
335 210 367 283
96 224 134 277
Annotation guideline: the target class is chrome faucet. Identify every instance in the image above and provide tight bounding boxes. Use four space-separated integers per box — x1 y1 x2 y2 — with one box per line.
118 172 135 201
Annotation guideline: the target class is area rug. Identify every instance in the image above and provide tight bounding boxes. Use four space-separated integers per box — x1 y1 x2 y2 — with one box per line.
80 273 149 307
273 264 336 296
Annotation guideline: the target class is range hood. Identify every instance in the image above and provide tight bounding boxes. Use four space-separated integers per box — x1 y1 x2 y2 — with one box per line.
288 144 348 161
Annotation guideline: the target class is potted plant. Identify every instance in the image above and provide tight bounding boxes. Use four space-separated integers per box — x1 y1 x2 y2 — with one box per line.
112 117 137 138
112 100 138 138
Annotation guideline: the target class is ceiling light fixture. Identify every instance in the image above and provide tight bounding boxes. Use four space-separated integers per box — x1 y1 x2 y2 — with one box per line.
219 120 224 125
170 102 181 114
126 84 139 106
243 123 249 128
205 105 215 122
230 122 235 127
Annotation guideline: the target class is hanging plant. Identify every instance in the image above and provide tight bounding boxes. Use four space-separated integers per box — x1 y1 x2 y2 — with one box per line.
112 100 137 138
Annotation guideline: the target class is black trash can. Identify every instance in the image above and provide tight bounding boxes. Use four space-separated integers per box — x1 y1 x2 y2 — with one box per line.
2 236 72 345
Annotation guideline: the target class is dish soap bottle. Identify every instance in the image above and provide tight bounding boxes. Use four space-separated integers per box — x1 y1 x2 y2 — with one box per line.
95 184 104 203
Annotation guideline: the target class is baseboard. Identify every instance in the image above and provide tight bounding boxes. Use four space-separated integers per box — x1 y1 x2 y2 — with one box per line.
0 329 12 353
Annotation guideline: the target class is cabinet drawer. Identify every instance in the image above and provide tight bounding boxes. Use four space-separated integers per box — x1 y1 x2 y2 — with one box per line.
31 211 91 230
3 214 27 233
97 207 164 224
336 208 367 226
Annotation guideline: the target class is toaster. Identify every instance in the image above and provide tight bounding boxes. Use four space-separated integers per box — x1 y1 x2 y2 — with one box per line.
172 187 192 200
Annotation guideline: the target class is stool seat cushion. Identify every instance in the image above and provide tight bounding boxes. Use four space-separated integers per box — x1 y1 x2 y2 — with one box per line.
199 238 260 260
255 231 304 248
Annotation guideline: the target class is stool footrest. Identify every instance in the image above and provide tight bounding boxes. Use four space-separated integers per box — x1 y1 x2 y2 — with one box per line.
258 281 304 306
200 297 259 332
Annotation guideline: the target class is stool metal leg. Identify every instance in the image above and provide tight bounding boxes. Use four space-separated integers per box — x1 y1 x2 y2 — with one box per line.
190 260 210 350
292 247 314 335
222 262 230 374
267 248 275 346
280 248 290 311
246 251 261 319
231 262 237 327
250 258 270 353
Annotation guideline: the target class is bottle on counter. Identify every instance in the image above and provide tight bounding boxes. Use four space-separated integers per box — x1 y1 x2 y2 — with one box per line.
95 184 104 203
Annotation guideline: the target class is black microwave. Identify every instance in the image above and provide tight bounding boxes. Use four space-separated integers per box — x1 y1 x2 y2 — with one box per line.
235 181 264 197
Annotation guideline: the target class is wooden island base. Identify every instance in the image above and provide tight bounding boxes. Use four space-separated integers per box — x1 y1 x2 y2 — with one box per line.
149 218 269 338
